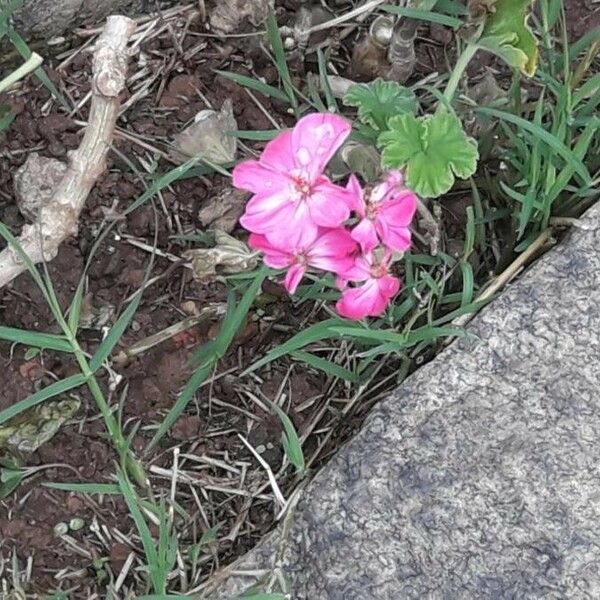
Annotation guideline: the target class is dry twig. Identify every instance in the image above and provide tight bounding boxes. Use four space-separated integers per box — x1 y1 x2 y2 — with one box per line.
0 16 136 289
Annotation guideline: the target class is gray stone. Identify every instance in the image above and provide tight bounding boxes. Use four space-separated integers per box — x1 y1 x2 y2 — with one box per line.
11 0 175 39
204 202 600 599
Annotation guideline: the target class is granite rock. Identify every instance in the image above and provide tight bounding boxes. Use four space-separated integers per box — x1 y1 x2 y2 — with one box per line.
204 202 600 599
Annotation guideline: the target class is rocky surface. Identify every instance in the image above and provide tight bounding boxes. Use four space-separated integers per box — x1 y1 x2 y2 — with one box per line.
203 202 600 599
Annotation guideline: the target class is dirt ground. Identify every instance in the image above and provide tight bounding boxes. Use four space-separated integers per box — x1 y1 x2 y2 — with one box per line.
0 1 597 597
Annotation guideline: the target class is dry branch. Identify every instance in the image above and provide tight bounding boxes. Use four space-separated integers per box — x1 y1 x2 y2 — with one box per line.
0 15 136 289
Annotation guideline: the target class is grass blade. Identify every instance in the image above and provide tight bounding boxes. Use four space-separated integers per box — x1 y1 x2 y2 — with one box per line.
381 4 463 28
215 70 289 103
230 129 282 141
4 26 70 110
269 401 305 473
44 482 121 494
148 269 267 449
477 106 592 183
0 374 86 426
89 291 144 372
0 326 72 353
291 350 358 383
117 468 160 589
266 8 298 111
243 318 344 375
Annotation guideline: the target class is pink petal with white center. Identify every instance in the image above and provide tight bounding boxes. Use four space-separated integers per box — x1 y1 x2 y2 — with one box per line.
371 170 405 203
378 274 401 298
284 263 306 294
340 254 372 283
263 203 319 249
336 275 400 320
240 190 303 235
351 218 379 254
232 160 291 195
308 180 351 228
380 190 417 225
259 130 295 172
291 113 352 180
306 228 358 274
248 234 293 269
376 219 412 252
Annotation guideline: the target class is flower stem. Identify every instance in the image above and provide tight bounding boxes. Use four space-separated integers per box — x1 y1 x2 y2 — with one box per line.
442 43 478 106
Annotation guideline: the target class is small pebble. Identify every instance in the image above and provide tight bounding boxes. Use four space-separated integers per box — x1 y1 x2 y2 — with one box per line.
69 518 85 531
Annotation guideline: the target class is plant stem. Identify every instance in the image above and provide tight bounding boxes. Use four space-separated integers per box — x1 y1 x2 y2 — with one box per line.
59 315 149 489
442 43 478 105
0 53 43 94
76 349 149 488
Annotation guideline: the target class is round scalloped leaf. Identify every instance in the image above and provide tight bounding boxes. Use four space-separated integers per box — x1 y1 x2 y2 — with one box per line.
378 111 479 198
343 78 418 131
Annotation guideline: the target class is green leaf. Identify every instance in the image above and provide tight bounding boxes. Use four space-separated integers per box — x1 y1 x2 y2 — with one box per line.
243 318 344 375
266 8 298 111
0 374 86 427
0 469 25 499
44 482 121 494
478 0 538 76
0 103 14 132
0 326 72 353
198 522 222 545
89 290 144 372
378 110 479 198
291 350 358 383
269 401 305 473
117 468 161 591
381 4 463 28
215 70 290 103
344 78 418 130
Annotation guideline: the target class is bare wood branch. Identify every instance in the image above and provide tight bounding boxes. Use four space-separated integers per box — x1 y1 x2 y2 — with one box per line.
0 15 136 289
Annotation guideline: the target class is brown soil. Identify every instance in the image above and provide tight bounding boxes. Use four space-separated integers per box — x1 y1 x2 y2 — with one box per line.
0 2 597 598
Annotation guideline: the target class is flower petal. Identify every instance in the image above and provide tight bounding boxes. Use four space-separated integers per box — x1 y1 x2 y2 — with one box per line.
248 233 293 268
232 160 291 195
339 254 372 282
379 274 401 298
380 190 418 225
308 180 351 228
376 220 412 252
260 130 295 172
240 193 296 234
372 170 405 203
345 174 366 215
308 227 357 259
284 263 305 294
291 113 352 180
336 275 399 320
336 280 382 320
351 218 379 253
263 203 319 248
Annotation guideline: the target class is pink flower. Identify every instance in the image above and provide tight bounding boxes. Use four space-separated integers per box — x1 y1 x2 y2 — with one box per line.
336 252 400 320
249 227 358 294
346 171 417 254
234 113 352 246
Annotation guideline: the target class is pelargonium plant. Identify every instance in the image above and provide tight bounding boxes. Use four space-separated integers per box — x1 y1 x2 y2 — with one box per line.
232 112 417 320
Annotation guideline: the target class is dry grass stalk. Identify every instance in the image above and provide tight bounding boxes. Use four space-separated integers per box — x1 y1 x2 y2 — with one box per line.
0 15 136 289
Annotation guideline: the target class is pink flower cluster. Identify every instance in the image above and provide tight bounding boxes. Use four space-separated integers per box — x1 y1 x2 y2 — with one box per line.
232 113 417 320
